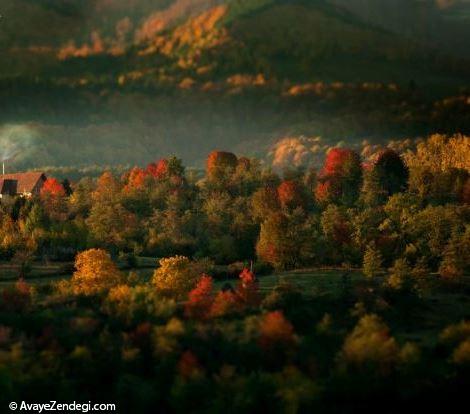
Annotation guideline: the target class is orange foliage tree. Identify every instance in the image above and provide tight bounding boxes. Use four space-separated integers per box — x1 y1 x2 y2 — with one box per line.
259 310 296 349
277 180 306 210
124 167 147 192
152 256 205 299
184 275 214 320
237 268 260 307
71 249 123 296
315 148 362 205
146 159 169 180
210 289 241 318
92 171 121 203
206 151 238 180
40 177 67 220
41 178 65 197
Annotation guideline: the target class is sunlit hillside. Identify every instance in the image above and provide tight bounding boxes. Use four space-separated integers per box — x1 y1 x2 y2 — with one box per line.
0 0 469 169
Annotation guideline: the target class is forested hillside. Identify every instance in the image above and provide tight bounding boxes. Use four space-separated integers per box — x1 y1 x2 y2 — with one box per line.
1 0 469 169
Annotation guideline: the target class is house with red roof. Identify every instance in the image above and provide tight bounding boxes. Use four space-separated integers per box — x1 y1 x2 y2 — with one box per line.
0 172 47 199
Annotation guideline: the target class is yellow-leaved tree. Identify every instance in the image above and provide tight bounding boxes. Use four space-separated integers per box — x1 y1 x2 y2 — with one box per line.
152 256 207 299
72 249 123 296
405 133 470 173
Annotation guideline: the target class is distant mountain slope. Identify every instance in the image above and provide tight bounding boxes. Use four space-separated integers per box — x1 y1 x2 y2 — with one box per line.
330 0 470 57
1 0 469 170
1 0 468 80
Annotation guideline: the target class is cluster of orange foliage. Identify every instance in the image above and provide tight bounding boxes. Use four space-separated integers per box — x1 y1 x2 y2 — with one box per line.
315 148 362 203
71 249 122 296
41 178 65 197
146 159 169 179
184 268 260 320
277 180 305 210
206 151 238 179
184 275 213 320
259 311 296 350
122 159 170 191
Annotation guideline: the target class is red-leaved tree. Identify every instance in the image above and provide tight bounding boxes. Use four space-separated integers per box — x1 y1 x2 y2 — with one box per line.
41 178 65 197
146 159 169 180
124 167 147 192
237 268 260 307
185 275 214 320
315 148 362 205
277 180 306 210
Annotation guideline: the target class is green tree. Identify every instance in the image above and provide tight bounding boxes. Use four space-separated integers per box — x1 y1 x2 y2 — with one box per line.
363 243 383 279
387 258 412 290
439 229 468 280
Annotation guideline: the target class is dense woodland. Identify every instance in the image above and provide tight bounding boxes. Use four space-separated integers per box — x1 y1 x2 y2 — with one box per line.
0 133 469 412
1 133 469 274
1 2 470 412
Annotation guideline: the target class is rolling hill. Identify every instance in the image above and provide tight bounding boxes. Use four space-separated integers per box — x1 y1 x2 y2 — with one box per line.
0 0 469 170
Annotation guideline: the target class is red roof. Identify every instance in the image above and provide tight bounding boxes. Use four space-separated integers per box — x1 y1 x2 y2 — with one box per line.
1 172 46 194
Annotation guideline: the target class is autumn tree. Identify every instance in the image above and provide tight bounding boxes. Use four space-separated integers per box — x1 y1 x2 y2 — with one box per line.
92 171 121 204
277 180 307 210
69 177 94 217
41 178 66 197
251 186 280 220
259 310 296 350
439 229 468 280
123 167 147 192
387 258 412 290
405 133 470 173
71 248 123 296
237 268 260 307
152 256 206 299
146 158 169 180
320 205 356 264
340 314 400 374
210 289 241 318
206 151 238 184
184 275 214 320
86 202 139 252
256 212 314 270
315 148 363 206
40 177 67 221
